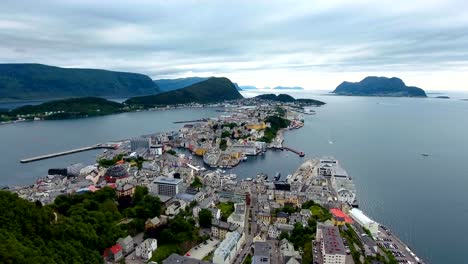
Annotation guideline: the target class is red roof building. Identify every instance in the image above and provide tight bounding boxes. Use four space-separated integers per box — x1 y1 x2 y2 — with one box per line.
330 208 353 224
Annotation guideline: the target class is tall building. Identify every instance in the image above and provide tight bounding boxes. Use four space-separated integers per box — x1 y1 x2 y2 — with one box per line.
317 225 346 264
151 176 183 197
253 242 270 264
130 137 150 152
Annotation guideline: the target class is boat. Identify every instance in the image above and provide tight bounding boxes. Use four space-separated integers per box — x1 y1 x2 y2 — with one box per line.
421 153 429 157
274 172 281 181
242 156 248 161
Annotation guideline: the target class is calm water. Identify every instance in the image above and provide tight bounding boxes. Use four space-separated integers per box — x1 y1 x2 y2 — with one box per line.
2 91 468 263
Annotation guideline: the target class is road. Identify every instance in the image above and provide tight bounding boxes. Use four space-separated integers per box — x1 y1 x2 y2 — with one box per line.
233 185 258 264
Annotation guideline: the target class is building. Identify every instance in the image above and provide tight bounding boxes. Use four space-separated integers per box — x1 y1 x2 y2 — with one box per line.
209 208 221 220
276 212 289 224
211 219 239 240
136 238 157 261
104 165 128 183
103 244 123 262
279 238 302 264
165 200 187 216
117 183 135 197
330 208 353 226
152 176 183 197
163 253 211 264
145 216 164 230
131 137 150 152
253 242 270 264
227 203 246 227
117 235 134 254
317 225 346 264
349 208 379 237
213 231 245 264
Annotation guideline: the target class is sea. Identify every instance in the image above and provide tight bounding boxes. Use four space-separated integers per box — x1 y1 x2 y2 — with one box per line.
1 90 468 264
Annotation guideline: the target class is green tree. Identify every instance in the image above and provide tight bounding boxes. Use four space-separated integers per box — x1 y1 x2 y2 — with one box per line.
199 209 213 228
191 177 203 191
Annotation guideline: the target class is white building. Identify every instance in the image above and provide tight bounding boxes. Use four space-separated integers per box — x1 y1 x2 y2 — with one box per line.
349 208 379 238
136 238 157 261
317 225 346 264
213 231 245 264
151 176 183 197
165 200 187 216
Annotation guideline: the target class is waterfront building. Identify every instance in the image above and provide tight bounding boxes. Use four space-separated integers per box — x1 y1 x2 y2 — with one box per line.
317 225 346 264
151 176 183 197
349 208 379 237
213 230 245 264
130 137 150 152
252 242 270 264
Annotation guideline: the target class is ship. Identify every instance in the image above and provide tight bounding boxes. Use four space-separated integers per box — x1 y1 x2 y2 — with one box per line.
274 172 281 181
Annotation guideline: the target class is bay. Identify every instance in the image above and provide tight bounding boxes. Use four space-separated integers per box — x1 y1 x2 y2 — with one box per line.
1 91 468 263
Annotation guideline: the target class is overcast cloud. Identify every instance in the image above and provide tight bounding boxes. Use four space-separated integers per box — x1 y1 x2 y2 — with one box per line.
1 0 468 90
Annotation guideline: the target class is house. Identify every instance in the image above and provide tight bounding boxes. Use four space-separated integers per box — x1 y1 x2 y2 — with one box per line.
165 200 187 216
288 213 302 226
103 244 123 262
268 225 279 239
117 235 134 254
276 223 294 234
276 212 289 224
136 238 158 261
211 219 238 240
279 238 301 264
258 211 271 224
145 216 163 230
209 207 221 220
117 183 135 197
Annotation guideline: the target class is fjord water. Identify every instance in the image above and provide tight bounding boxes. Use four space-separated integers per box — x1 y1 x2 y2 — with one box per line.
1 92 468 263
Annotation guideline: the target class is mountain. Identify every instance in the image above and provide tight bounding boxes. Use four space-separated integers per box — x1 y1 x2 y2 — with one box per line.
255 93 326 106
125 77 243 106
273 86 304 90
0 63 159 100
233 83 242 91
333 76 427 97
154 77 209 92
239 85 258 90
8 97 124 120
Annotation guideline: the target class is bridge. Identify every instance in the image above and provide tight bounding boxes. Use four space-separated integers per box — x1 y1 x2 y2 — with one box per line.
20 143 118 163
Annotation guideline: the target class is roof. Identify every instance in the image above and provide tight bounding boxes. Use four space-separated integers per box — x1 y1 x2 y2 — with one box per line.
349 208 376 225
214 231 242 259
154 176 183 185
254 242 270 257
277 212 289 218
330 208 354 224
110 244 123 254
162 253 211 264
322 226 345 256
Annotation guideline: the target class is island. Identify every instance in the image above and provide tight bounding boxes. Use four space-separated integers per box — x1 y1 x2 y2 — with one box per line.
273 86 304 90
435 96 450 99
125 77 243 106
0 63 159 100
1 97 125 121
333 76 427 97
255 93 326 106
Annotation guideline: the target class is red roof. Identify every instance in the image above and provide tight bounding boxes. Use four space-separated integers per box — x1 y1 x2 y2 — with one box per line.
110 244 122 254
330 208 353 224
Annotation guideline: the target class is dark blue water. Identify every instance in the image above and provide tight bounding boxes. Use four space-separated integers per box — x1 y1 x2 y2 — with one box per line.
1 91 468 263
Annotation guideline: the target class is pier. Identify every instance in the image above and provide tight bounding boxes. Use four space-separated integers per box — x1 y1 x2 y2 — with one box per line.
283 146 305 157
173 118 207 124
20 143 117 163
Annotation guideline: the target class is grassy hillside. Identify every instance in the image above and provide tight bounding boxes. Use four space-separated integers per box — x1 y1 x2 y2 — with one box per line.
126 77 243 106
0 63 159 100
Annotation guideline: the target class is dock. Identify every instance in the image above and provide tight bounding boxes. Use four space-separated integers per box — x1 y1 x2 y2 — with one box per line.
20 143 117 163
270 146 305 157
173 118 208 124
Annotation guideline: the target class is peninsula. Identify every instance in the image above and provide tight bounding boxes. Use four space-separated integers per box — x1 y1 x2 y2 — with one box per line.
0 63 159 100
333 76 427 97
125 77 243 106
255 93 326 106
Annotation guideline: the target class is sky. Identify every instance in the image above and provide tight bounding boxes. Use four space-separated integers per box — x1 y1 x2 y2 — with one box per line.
1 0 468 91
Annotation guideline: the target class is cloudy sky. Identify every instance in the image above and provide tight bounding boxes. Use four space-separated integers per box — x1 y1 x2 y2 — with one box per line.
1 0 468 90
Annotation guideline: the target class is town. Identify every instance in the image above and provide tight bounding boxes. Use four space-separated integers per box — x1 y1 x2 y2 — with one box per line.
8 98 423 264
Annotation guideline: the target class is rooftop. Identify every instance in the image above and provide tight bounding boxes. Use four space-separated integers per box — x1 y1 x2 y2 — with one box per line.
322 226 345 255
162 253 211 264
154 176 183 185
350 208 376 225
330 208 354 224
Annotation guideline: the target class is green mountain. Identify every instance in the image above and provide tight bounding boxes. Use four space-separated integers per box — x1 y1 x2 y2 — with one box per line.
255 93 326 105
9 97 124 120
154 77 209 92
126 77 243 106
333 76 427 97
0 63 159 100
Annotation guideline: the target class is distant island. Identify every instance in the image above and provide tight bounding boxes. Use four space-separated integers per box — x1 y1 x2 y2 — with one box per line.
239 85 258 90
255 93 325 106
1 97 125 121
333 76 427 97
154 77 209 92
125 77 243 106
435 96 450 99
0 63 159 100
273 86 304 90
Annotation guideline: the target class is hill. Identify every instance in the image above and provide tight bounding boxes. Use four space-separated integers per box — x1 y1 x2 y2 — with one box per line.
125 77 243 106
0 63 159 100
8 97 124 120
255 93 325 106
333 76 427 97
154 77 209 92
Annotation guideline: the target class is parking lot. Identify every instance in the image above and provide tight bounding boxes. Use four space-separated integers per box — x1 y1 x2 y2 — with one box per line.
185 238 219 260
377 226 423 264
